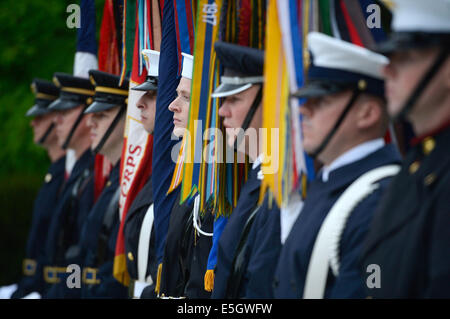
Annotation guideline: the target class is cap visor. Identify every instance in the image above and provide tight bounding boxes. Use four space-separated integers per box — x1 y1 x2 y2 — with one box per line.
292 82 346 99
84 101 120 114
26 104 52 117
48 98 80 111
375 33 434 55
132 81 158 92
211 83 252 98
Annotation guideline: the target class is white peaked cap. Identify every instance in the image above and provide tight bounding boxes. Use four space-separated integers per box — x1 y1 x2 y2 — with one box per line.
308 32 389 80
142 49 160 77
391 0 450 33
181 53 194 80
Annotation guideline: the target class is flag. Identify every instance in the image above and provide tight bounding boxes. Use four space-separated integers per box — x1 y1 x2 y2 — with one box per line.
98 0 121 75
259 0 290 208
74 0 99 78
180 0 224 212
151 0 181 294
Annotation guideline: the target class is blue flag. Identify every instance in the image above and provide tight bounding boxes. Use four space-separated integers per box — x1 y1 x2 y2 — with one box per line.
74 0 98 78
152 0 181 265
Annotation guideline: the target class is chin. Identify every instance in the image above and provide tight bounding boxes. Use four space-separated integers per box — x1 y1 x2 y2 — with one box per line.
173 127 185 138
303 142 316 156
143 124 153 134
387 101 403 118
227 135 237 149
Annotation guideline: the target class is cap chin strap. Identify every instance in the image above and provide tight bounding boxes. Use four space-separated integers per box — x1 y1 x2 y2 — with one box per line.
395 48 449 121
310 89 361 160
93 106 126 154
38 123 55 145
233 86 263 151
62 105 89 150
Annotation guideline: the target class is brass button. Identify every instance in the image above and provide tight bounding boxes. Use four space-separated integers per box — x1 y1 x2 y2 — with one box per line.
366 296 373 299
422 137 435 155
106 180 112 187
127 252 134 261
409 161 420 174
424 173 436 186
44 173 52 183
358 79 367 91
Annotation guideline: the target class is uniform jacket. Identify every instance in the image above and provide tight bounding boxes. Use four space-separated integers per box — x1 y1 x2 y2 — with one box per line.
11 156 66 298
241 196 282 299
123 176 157 296
43 149 94 298
184 211 214 299
212 165 261 299
80 163 127 298
158 190 194 297
273 144 401 298
361 126 450 298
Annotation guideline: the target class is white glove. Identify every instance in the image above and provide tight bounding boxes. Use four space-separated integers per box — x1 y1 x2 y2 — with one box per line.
0 283 18 299
22 292 41 299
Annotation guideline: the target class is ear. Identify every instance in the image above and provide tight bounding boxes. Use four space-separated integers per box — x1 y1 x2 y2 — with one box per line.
356 97 382 130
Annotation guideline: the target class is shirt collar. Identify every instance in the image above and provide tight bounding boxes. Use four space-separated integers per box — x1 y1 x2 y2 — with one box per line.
252 154 264 170
321 138 385 182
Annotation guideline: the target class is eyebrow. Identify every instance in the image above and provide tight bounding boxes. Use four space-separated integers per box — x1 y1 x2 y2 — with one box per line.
177 89 190 96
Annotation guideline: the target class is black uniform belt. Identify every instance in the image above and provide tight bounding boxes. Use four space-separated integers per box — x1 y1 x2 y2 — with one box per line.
82 267 101 285
23 259 37 276
43 266 67 284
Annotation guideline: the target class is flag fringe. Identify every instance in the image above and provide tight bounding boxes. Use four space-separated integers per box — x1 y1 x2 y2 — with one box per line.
204 269 215 292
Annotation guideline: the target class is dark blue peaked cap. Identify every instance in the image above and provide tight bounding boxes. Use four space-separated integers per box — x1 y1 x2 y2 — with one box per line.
214 41 264 76
48 72 95 111
212 41 265 98
377 0 450 54
293 32 389 99
85 70 130 113
26 78 60 117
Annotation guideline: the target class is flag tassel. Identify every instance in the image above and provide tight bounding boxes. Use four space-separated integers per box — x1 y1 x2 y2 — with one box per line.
155 263 163 295
204 269 215 292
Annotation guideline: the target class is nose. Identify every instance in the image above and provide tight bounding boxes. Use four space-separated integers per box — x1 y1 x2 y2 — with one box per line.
136 95 147 110
299 100 314 118
54 112 63 125
86 114 95 128
218 101 231 118
381 62 396 80
30 117 38 127
168 98 180 113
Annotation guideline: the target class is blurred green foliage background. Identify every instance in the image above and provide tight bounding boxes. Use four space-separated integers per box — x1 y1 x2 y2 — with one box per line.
0 0 104 286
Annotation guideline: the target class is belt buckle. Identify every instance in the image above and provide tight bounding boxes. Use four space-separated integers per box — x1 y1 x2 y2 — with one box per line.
44 266 66 284
82 267 100 285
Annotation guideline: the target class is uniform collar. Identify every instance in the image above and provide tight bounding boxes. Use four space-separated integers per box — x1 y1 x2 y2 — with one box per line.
410 118 450 156
67 149 94 181
49 155 66 174
321 138 385 182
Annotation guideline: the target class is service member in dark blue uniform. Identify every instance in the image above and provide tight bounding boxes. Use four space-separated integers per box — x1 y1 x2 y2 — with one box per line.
209 42 265 299
157 53 214 299
361 0 450 298
79 70 129 299
42 73 96 298
7 79 66 298
123 50 159 298
273 32 402 299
